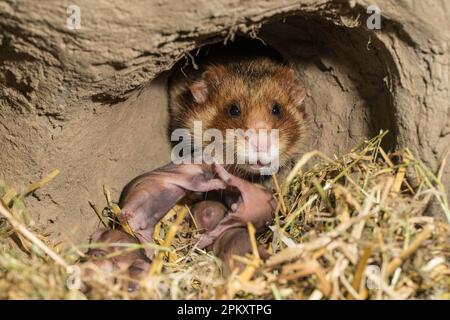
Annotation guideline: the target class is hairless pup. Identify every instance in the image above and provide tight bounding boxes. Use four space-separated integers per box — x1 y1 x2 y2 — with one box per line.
195 162 276 250
83 162 275 284
118 163 226 258
191 200 227 231
192 200 270 275
81 229 150 292
119 161 275 261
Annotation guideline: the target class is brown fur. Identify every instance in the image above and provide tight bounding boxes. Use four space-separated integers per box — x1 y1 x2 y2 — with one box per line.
170 58 307 179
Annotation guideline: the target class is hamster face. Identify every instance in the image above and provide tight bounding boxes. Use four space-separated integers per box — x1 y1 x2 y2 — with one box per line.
172 58 307 177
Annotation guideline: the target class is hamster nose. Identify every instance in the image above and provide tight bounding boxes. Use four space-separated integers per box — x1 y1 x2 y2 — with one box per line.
250 122 272 153
256 133 271 153
245 121 275 155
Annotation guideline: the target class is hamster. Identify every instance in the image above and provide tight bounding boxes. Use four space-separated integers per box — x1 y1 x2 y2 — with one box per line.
191 198 271 276
81 229 150 292
191 200 227 232
118 162 226 258
118 161 274 259
195 162 276 249
169 57 307 180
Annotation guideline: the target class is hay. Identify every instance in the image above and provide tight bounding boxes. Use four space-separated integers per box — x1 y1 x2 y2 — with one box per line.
0 131 449 299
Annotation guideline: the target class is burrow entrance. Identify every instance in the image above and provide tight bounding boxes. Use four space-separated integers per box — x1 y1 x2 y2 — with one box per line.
162 14 397 164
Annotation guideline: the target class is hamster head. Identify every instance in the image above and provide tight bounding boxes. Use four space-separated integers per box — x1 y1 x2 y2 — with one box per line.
171 58 307 177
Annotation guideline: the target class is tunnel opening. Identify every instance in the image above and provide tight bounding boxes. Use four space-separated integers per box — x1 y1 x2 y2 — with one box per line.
162 15 397 164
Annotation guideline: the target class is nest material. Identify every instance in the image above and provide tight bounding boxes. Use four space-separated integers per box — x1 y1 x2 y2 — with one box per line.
0 131 449 299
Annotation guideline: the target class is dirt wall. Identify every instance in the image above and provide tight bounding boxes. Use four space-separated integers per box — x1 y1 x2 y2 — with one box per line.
0 0 449 243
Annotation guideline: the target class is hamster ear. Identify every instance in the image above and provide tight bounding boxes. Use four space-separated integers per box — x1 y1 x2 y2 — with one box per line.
291 85 307 108
284 68 307 107
188 64 227 104
189 80 209 104
278 67 306 107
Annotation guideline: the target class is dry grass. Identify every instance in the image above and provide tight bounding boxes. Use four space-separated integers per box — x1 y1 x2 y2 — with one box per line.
0 131 449 299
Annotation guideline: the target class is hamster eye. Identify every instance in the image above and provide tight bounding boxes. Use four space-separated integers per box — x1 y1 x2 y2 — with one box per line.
271 103 282 116
228 104 241 117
